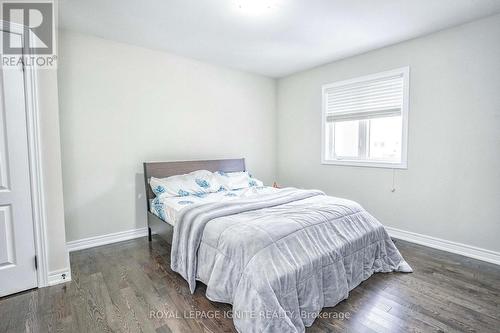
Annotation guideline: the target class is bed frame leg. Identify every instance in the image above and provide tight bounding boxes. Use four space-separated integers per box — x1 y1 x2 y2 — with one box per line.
148 227 152 242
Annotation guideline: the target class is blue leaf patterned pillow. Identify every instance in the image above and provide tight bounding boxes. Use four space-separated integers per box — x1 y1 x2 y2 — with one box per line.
214 171 264 190
178 189 190 197
149 170 222 198
153 185 167 196
195 178 210 189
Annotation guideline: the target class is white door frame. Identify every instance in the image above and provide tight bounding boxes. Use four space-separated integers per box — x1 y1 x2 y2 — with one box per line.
1 20 50 288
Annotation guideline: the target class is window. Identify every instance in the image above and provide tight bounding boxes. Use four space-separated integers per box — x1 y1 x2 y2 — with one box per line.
322 67 409 168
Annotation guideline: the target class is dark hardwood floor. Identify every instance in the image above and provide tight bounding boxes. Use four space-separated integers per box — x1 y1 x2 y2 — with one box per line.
1 236 499 333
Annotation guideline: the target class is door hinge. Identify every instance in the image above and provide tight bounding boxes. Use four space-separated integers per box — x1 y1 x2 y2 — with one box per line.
34 255 38 270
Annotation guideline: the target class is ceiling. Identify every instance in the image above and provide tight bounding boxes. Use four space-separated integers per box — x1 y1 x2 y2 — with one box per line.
59 0 500 78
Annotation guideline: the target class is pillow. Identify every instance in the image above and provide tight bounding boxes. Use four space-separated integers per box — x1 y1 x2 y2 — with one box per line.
215 171 263 190
150 170 222 198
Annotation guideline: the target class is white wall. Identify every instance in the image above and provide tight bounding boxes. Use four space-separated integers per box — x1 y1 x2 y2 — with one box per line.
58 30 277 242
277 14 500 252
59 15 500 255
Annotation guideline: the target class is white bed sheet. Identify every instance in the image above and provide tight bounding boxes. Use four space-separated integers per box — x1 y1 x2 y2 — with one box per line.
150 186 279 226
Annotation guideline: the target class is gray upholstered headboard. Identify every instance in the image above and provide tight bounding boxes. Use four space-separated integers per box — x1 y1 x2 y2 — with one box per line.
143 158 246 210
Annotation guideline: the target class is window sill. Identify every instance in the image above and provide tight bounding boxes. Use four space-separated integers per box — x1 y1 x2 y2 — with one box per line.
321 159 407 169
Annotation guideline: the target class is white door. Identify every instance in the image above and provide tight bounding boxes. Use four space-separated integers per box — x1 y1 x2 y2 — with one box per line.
0 30 38 297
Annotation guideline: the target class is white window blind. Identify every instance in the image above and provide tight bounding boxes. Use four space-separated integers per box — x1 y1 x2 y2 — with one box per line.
324 73 404 122
321 67 409 169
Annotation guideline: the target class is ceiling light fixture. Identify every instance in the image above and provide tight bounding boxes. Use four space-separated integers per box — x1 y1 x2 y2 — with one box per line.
236 0 278 16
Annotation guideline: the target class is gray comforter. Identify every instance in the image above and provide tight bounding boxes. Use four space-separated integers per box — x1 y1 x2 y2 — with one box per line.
171 188 412 333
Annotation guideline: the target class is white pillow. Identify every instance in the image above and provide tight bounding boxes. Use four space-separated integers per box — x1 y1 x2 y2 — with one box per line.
215 171 263 190
150 170 222 198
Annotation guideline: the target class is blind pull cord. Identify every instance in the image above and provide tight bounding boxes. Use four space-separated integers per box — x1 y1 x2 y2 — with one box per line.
391 169 396 192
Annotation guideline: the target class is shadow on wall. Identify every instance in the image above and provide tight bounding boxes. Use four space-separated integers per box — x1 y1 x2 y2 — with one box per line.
135 172 148 230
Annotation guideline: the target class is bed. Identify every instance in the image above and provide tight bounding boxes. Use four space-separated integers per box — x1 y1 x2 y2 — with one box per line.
143 158 412 333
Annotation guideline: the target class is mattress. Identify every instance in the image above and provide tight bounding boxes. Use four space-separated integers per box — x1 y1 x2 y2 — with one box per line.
150 186 279 226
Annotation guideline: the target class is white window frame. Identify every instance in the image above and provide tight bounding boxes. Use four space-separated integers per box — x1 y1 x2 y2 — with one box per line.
321 67 410 169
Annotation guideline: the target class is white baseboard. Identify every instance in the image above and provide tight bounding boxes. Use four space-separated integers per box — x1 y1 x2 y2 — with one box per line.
386 226 500 266
47 268 72 286
66 227 148 252
65 225 500 266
